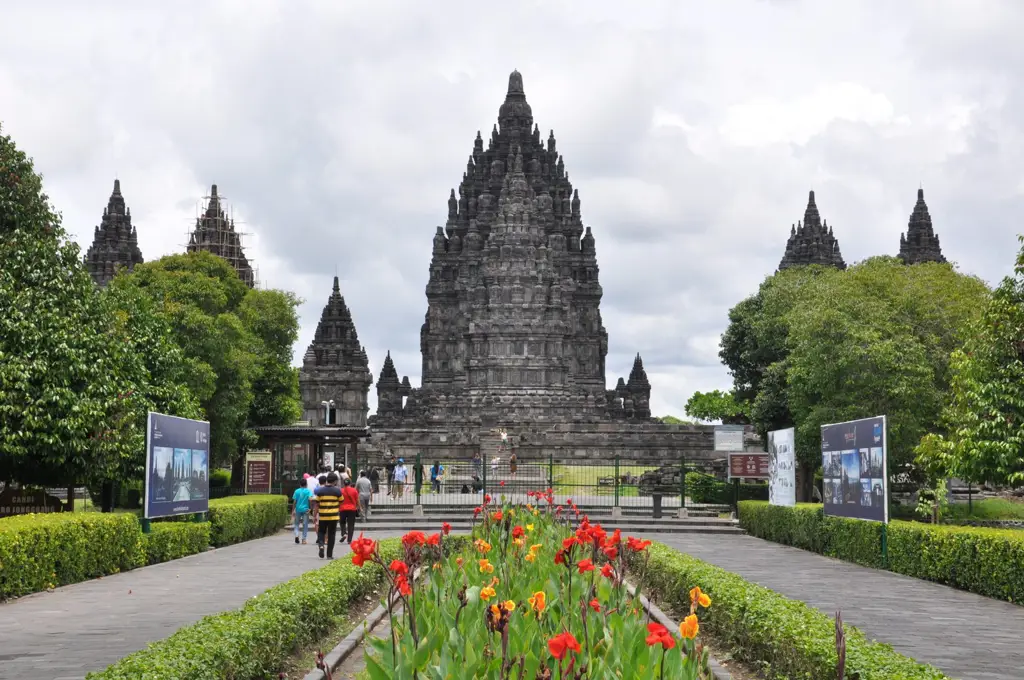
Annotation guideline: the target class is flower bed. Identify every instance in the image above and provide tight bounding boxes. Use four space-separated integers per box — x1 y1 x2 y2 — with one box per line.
739 501 1024 603
351 492 713 679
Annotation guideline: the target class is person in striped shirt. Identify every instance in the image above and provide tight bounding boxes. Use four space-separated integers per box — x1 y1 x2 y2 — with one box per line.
313 472 342 559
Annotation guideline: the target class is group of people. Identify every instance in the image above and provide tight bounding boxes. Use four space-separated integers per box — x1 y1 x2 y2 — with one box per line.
291 468 374 559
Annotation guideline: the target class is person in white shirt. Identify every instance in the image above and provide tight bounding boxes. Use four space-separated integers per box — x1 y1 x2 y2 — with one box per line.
305 473 317 492
393 459 409 498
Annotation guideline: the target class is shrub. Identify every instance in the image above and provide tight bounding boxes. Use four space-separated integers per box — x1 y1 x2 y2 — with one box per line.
642 542 949 679
0 512 145 600
207 495 288 547
87 539 403 680
142 522 210 565
686 472 768 504
739 501 1024 603
208 468 231 489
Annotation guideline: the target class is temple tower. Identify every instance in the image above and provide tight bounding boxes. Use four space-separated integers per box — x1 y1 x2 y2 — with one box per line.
186 184 256 287
84 179 144 286
299 277 373 427
898 189 946 264
778 191 847 271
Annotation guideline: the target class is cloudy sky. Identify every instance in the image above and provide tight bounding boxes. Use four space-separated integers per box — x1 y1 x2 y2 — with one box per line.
2 0 1021 418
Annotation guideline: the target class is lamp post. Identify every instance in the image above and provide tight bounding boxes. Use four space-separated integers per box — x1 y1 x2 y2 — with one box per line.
321 400 335 426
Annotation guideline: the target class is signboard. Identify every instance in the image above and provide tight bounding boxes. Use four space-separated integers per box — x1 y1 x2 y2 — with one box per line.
144 412 211 519
0 487 64 517
714 425 746 452
320 449 335 472
821 416 887 523
768 427 796 506
245 451 273 494
728 453 770 480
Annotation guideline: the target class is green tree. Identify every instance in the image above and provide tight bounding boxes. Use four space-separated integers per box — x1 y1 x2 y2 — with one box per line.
684 390 748 423
111 252 301 470
0 127 148 490
923 239 1024 487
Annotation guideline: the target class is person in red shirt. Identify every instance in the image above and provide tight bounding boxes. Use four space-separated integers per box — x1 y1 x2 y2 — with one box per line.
339 478 360 544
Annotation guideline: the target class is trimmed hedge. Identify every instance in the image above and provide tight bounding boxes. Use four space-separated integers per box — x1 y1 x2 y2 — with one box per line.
686 472 768 504
87 538 404 680
207 494 289 547
739 501 1024 604
142 522 210 565
0 512 145 600
642 542 948 679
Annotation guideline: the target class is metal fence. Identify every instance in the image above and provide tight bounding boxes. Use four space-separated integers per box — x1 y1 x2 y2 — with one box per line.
338 450 737 513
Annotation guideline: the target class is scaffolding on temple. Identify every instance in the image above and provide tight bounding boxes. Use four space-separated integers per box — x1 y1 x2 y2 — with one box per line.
184 184 260 289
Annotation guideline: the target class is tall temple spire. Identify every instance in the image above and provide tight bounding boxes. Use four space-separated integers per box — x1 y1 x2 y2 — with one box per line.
298 278 372 427
186 184 256 287
778 190 847 271
898 188 946 264
84 179 144 287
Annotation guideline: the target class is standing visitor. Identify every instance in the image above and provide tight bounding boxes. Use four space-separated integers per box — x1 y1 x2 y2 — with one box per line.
472 451 483 479
355 470 374 519
292 482 313 544
313 472 342 559
369 465 380 494
339 478 359 544
304 472 317 493
393 458 408 498
430 461 444 493
385 455 397 497
509 452 518 479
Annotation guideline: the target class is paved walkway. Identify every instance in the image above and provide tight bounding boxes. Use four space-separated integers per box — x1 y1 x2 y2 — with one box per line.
0 529 403 680
652 533 1024 680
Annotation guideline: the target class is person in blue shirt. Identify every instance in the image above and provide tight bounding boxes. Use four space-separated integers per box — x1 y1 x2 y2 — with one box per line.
292 482 313 544
430 461 444 493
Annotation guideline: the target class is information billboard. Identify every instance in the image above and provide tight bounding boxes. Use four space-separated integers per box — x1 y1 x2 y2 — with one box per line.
768 427 796 507
144 412 211 519
728 453 770 480
245 451 273 494
714 425 745 452
821 416 887 523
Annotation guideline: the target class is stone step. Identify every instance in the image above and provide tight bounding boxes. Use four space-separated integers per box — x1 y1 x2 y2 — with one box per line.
359 514 736 527
342 521 744 536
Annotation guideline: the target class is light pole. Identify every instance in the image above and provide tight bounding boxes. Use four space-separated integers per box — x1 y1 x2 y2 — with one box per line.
321 400 335 426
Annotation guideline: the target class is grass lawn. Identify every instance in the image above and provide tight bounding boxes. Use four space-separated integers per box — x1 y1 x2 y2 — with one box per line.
944 497 1024 521
550 464 663 497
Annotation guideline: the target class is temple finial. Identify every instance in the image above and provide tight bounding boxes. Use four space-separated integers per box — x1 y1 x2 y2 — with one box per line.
333 275 340 293
507 69 524 97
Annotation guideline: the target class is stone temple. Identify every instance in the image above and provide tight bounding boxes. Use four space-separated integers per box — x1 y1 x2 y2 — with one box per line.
84 180 144 287
361 71 720 461
186 184 256 288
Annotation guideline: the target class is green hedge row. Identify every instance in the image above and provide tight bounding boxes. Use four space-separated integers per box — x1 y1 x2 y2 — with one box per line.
142 522 211 566
686 472 769 504
738 501 1024 604
207 494 289 547
87 538 404 680
1 495 289 600
642 542 948 680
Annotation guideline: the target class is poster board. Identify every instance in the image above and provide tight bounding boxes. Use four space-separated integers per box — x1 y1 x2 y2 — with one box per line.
821 416 887 523
245 451 274 494
144 412 210 519
768 427 796 506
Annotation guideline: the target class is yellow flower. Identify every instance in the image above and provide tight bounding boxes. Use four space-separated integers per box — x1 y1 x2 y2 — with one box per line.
527 590 546 614
503 599 516 612
679 614 699 639
508 508 516 517
479 559 495 574
526 523 534 533
689 586 712 609
481 586 497 601
532 509 539 516
526 504 534 512
525 553 536 563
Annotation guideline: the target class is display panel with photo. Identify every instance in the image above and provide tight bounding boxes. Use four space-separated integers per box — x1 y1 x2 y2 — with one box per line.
821 416 888 522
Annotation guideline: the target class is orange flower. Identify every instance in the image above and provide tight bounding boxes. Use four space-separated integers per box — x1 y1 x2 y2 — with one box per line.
679 614 699 639
689 586 712 608
474 539 492 555
480 585 497 601
513 536 525 548
646 622 676 649
527 590 547 614
525 552 537 563
547 632 581 660
503 599 516 612
479 558 495 574
455 557 464 567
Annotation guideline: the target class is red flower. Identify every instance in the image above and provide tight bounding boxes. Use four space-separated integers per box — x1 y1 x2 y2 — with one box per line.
395 574 413 597
389 559 409 576
442 522 452 535
473 507 482 516
491 510 503 522
601 563 615 579
402 531 427 548
577 558 595 574
484 494 492 504
554 549 567 565
350 534 376 566
602 544 618 560
561 536 579 550
626 536 652 552
512 526 524 539
645 623 676 649
589 598 601 613
547 632 581 660
426 532 441 546
500 480 506 487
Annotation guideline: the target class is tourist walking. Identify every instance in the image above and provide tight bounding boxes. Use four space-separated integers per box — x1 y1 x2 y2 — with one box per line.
430 461 444 493
304 472 317 492
339 478 359 544
369 465 380 494
292 482 313 544
313 472 342 559
393 458 408 498
472 451 483 479
355 470 373 519
509 452 518 478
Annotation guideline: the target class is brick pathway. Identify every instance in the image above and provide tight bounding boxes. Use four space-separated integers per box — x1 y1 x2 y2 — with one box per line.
0 529 403 680
651 533 1024 680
